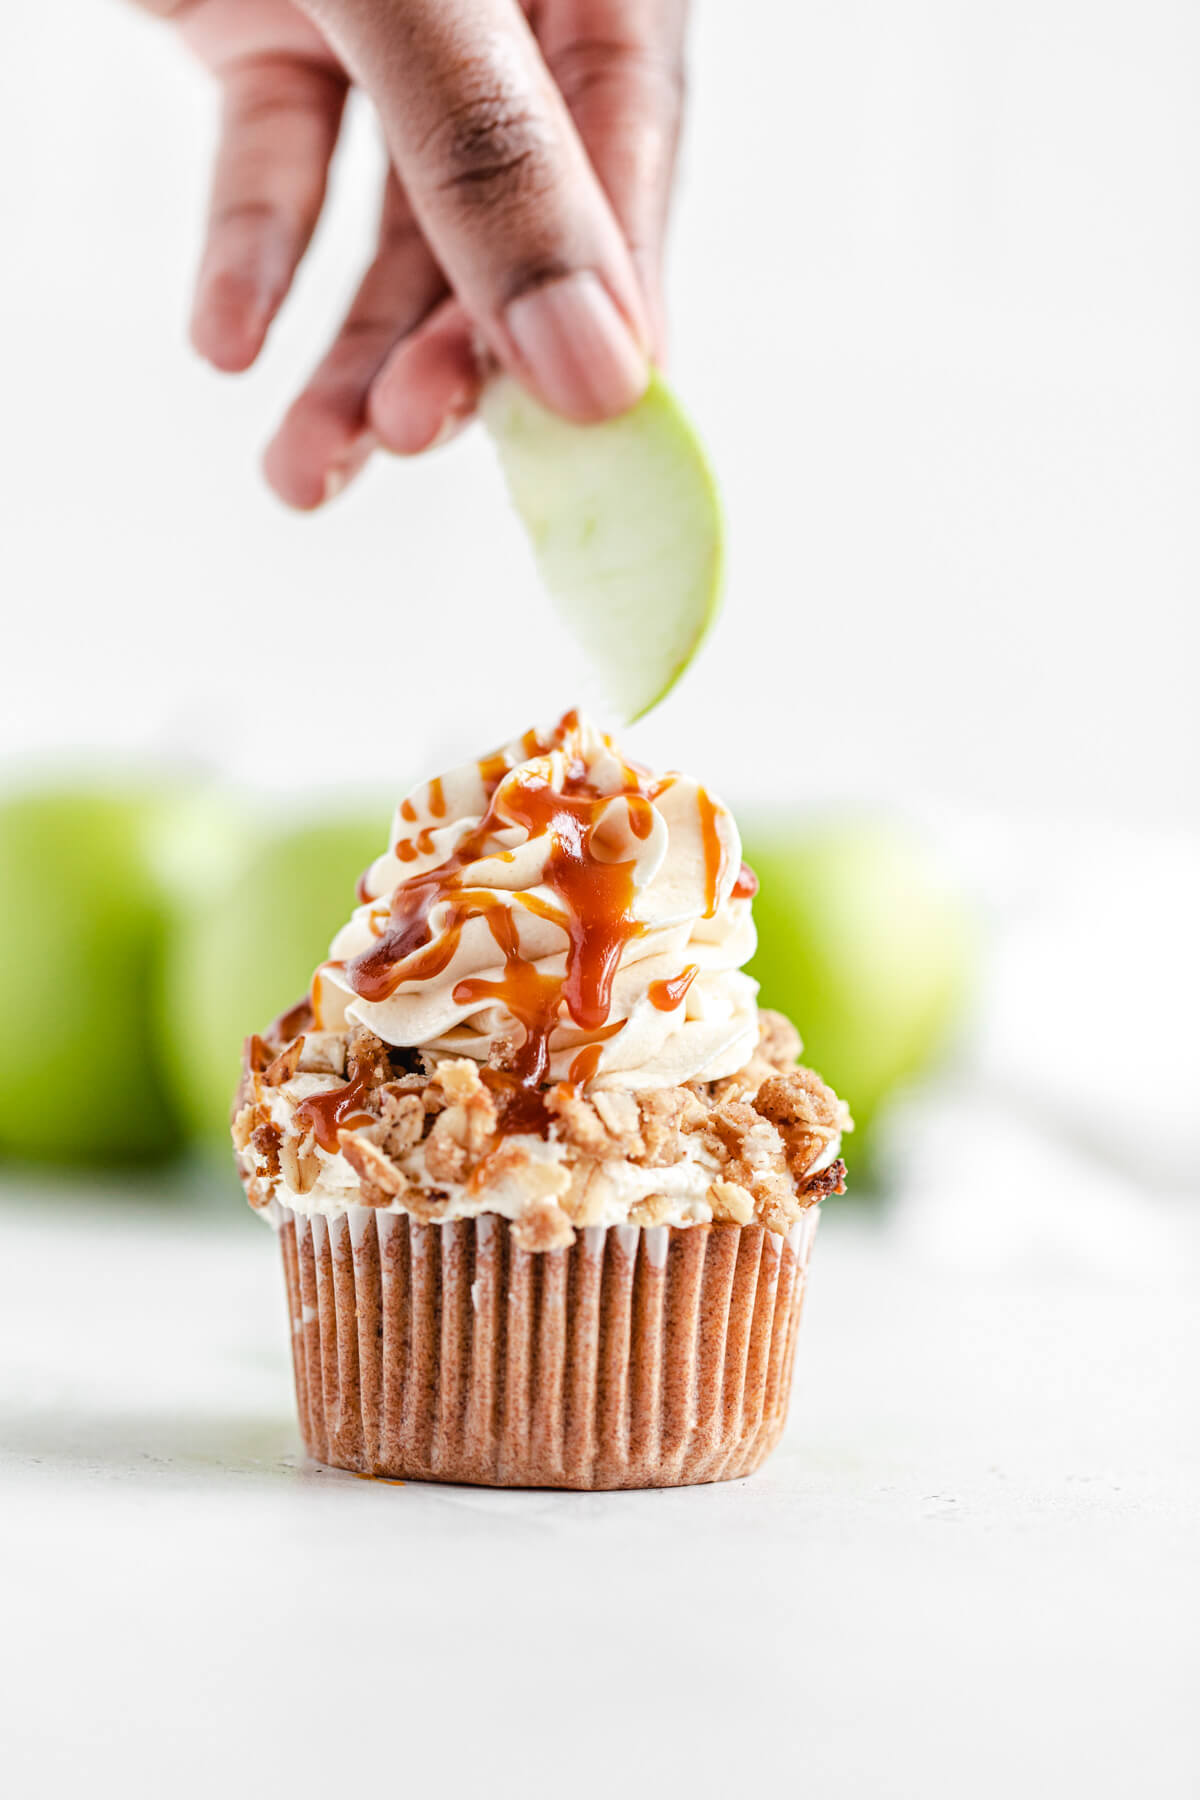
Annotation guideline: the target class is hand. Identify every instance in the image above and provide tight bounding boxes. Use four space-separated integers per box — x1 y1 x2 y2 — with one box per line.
143 0 687 508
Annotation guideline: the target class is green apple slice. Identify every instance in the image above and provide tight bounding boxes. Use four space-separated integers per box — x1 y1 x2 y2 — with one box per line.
481 371 724 722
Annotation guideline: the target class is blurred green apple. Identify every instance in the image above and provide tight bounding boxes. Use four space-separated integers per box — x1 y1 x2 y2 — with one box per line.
156 813 383 1146
0 784 186 1163
743 821 974 1163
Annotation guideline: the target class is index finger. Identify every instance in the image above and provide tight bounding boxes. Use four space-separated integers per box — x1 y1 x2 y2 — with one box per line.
300 0 650 420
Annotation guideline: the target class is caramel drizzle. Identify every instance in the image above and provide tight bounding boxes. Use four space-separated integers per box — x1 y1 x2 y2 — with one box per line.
392 776 449 864
648 964 699 1012
396 830 436 862
696 787 731 919
567 1042 606 1086
308 959 344 1031
732 861 758 901
293 1068 374 1154
344 713 653 1093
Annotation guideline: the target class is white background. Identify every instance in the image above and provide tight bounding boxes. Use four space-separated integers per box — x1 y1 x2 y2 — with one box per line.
1 4 1197 1793
3 1 1197 824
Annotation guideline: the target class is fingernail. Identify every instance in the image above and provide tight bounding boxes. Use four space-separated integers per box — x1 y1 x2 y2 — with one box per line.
428 402 473 451
370 360 479 456
322 430 377 505
504 273 648 421
631 251 667 365
190 262 278 373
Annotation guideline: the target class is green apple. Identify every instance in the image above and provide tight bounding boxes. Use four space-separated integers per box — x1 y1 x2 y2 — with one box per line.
156 813 383 1146
743 821 975 1163
482 371 724 722
0 785 185 1163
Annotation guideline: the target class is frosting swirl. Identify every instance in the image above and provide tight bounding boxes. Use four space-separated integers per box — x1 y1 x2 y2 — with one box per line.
314 711 759 1090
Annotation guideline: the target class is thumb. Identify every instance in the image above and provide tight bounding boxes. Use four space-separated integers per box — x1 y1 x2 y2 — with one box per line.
301 0 650 421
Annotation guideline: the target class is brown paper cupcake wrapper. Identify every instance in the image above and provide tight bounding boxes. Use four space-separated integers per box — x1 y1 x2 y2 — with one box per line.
276 1208 819 1490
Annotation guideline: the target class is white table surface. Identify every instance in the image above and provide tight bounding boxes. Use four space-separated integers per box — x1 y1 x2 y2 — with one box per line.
2 1184 1196 1799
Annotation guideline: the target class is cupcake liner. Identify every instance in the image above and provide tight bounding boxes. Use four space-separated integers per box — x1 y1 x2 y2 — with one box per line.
276 1208 819 1489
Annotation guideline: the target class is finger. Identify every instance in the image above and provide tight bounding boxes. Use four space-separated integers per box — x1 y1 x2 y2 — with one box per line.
536 0 688 356
262 174 447 509
191 54 347 373
367 297 484 455
300 0 649 421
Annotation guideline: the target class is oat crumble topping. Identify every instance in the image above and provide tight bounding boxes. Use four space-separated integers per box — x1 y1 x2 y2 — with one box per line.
233 1004 849 1250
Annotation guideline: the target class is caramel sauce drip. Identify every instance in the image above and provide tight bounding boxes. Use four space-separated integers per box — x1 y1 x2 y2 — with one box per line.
394 819 438 865
648 964 699 1012
344 714 655 1097
292 1066 374 1153
308 959 343 1031
452 904 567 1086
732 861 758 900
476 750 510 796
568 1042 605 1086
480 1067 553 1136
697 787 731 919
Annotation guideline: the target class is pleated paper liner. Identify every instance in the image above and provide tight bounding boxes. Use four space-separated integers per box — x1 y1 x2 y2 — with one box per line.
277 1207 819 1490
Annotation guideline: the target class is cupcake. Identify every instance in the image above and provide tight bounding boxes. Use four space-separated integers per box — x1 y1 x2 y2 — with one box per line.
233 711 849 1488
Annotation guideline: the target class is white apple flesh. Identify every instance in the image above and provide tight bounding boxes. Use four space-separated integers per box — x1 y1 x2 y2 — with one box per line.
482 372 724 723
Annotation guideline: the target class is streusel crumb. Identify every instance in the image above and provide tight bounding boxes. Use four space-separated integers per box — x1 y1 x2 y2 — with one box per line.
234 1005 848 1246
